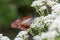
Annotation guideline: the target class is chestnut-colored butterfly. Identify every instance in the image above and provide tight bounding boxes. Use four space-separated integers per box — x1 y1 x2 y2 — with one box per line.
11 16 34 30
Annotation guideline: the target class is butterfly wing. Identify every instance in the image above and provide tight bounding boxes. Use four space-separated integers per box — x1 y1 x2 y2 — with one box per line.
22 18 33 26
11 16 34 30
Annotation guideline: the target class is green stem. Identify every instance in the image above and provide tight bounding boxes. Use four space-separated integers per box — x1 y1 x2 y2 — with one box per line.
43 28 47 32
30 30 34 36
35 7 41 16
22 36 25 40
43 11 45 16
39 10 45 16
38 28 41 35
25 38 28 40
46 8 49 14
28 28 34 36
35 27 41 35
44 1 49 15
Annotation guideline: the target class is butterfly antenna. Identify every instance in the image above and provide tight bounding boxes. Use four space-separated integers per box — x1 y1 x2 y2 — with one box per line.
32 14 34 19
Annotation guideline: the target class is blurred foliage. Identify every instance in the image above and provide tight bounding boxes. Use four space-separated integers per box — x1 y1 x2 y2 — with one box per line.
0 0 34 27
16 0 33 6
55 36 60 40
0 0 34 39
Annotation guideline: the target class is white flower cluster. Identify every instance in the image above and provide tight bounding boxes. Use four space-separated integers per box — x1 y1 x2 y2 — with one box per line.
47 0 58 7
30 0 60 30
48 16 60 32
41 31 59 40
52 3 60 14
29 0 60 40
33 31 59 40
31 0 46 7
14 31 29 40
33 35 42 40
30 12 60 29
31 0 58 7
30 16 45 29
31 0 47 13
0 34 10 40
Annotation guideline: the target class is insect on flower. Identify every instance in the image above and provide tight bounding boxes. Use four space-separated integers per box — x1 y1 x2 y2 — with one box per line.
11 16 34 30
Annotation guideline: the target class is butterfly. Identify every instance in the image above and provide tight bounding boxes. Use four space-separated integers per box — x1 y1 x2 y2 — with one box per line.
11 16 34 30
